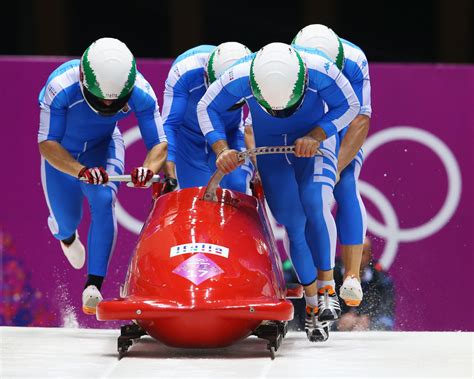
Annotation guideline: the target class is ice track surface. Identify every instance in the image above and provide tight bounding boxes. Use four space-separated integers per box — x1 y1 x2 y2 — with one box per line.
1 327 472 378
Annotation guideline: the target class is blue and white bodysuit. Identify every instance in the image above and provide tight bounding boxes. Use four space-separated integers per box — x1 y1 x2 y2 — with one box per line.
38 59 166 277
333 38 371 245
161 45 252 192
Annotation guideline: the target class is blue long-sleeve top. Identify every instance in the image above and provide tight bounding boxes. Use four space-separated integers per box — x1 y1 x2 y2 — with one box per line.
161 45 244 162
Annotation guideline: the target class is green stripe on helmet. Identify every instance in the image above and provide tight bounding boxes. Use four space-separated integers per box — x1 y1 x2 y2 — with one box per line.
81 46 104 98
207 49 218 84
249 56 272 111
119 58 136 99
286 50 306 108
335 37 345 71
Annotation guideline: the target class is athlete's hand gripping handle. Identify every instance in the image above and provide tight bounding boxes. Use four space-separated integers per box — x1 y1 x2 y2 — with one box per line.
294 136 321 158
216 149 241 174
78 167 108 185
127 167 155 188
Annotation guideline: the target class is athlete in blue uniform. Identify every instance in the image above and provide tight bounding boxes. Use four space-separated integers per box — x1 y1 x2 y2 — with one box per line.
197 43 360 342
293 25 372 309
162 43 253 192
38 38 167 314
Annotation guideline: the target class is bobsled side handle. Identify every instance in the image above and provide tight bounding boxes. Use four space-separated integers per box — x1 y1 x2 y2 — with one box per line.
203 170 225 202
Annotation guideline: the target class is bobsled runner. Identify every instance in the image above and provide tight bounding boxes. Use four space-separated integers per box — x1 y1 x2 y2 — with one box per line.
97 146 304 359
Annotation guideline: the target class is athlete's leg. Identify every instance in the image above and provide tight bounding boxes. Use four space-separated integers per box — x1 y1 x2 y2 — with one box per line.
41 157 86 269
334 155 367 280
293 138 338 277
79 130 124 280
41 158 84 241
79 176 118 315
257 153 316 288
292 135 341 322
81 184 118 277
333 152 367 306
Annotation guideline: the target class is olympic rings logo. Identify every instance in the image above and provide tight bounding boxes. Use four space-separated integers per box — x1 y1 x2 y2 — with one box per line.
359 126 461 269
116 126 462 270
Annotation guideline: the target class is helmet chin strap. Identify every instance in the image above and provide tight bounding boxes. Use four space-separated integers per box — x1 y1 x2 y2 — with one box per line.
227 99 245 111
203 72 210 89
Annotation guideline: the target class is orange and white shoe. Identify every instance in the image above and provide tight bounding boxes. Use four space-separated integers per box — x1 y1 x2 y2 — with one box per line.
340 275 363 307
60 233 85 270
82 285 103 315
317 285 341 322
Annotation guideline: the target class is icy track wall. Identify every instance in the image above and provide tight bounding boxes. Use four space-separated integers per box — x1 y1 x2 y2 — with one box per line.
0 58 472 331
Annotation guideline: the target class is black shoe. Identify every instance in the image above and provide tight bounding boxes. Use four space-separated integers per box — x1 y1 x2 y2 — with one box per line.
317 286 341 322
305 305 330 342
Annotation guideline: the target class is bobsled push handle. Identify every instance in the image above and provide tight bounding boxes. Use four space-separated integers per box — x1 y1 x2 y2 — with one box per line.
108 175 161 183
203 145 323 202
80 175 161 183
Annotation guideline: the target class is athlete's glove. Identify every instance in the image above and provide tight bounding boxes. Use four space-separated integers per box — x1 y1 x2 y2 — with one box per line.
162 177 178 194
129 167 154 188
78 167 109 185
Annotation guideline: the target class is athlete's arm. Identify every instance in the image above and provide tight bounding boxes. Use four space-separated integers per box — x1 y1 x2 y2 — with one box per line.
309 61 360 139
198 88 240 147
293 68 359 159
163 161 177 180
141 142 168 174
197 71 245 174
294 62 360 158
38 83 85 177
337 115 370 172
295 65 359 158
134 81 168 176
161 65 191 179
243 112 259 167
244 124 255 150
39 140 84 177
337 54 372 173
244 124 258 168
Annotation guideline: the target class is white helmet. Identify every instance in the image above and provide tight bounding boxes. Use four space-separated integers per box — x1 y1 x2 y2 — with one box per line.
293 24 344 70
80 37 136 116
205 42 252 85
250 42 307 118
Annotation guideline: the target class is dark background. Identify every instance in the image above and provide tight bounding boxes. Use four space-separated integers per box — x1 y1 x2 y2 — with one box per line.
2 0 473 62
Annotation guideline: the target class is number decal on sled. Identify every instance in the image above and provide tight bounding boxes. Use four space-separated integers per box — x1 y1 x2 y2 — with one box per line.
172 253 224 285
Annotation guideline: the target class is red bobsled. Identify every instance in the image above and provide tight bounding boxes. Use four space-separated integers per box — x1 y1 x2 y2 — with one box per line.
97 166 302 359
